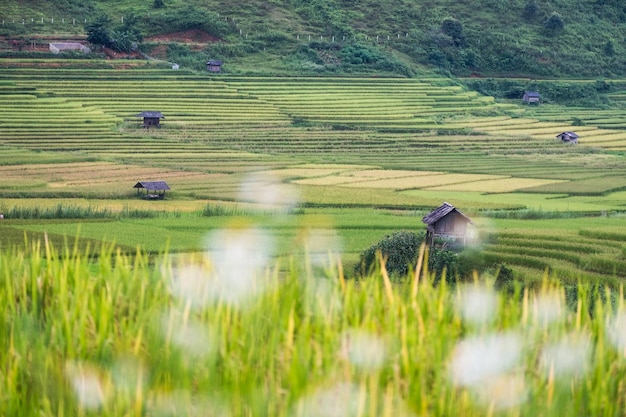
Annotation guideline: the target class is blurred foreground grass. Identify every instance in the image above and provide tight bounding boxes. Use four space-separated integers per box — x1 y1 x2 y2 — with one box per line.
2 239 626 417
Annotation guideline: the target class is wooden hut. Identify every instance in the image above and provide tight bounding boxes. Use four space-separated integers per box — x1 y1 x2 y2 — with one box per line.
556 131 579 144
206 60 223 73
523 91 541 104
133 181 170 199
135 111 165 128
422 202 474 247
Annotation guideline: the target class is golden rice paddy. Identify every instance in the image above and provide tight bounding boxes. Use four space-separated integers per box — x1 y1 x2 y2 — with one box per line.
425 177 568 193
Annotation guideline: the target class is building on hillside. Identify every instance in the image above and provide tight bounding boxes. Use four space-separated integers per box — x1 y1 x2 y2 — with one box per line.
206 60 223 72
422 202 474 247
49 42 90 54
133 181 170 199
135 111 165 128
523 91 541 104
556 131 579 144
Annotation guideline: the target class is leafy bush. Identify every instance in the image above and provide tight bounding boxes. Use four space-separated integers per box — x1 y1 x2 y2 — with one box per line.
440 17 466 47
354 230 487 282
354 230 425 280
544 12 565 34
522 0 540 21
141 6 231 37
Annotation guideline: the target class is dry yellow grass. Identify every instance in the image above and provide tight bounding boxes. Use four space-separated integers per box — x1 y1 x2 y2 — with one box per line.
339 173 505 190
0 162 226 190
346 169 442 179
425 177 568 193
291 169 443 186
260 166 357 179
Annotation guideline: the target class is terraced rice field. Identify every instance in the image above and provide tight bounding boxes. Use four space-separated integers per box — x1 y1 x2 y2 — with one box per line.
1 61 625 279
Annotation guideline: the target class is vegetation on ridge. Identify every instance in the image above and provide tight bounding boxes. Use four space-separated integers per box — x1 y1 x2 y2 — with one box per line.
1 0 625 77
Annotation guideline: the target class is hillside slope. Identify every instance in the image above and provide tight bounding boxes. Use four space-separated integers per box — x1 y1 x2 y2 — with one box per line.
0 0 625 78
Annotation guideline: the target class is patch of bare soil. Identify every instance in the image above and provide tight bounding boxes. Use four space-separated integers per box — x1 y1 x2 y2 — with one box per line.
102 47 142 59
148 44 168 60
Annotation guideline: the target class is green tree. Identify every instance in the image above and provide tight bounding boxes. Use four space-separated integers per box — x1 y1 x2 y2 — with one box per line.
544 12 565 33
85 14 112 47
110 30 133 53
522 0 539 21
153 0 165 9
440 17 466 47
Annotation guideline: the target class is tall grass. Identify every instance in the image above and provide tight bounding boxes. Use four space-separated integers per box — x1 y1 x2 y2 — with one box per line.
479 208 588 219
2 241 626 416
201 203 304 216
0 204 180 219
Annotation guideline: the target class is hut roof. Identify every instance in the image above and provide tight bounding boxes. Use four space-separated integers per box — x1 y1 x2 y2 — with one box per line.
524 91 541 98
557 131 579 139
133 181 170 191
422 202 473 226
135 111 165 119
207 60 223 65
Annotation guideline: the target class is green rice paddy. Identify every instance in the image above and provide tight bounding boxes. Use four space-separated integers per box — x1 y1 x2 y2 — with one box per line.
0 59 625 280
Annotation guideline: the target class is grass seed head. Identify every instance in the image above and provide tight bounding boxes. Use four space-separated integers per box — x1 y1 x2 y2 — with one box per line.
238 171 300 211
449 332 522 387
456 285 498 327
540 332 592 379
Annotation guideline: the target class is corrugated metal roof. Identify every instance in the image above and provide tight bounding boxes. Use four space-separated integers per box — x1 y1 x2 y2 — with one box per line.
422 202 473 225
135 111 165 119
133 181 170 191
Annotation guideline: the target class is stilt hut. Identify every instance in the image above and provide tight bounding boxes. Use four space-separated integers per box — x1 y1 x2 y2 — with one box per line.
133 181 170 199
135 111 165 128
206 60 223 72
422 202 474 247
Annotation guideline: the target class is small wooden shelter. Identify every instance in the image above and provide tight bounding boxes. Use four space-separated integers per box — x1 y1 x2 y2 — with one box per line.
133 181 170 199
556 131 579 144
206 60 223 72
135 111 165 128
523 91 541 104
422 202 474 247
